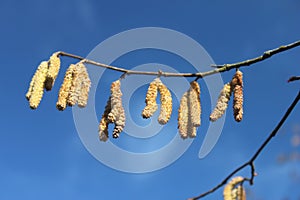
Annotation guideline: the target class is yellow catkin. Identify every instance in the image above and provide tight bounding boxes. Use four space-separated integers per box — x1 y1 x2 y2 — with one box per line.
99 97 112 142
142 78 159 118
45 52 61 91
56 64 76 111
77 63 91 108
210 83 233 122
223 176 245 200
189 81 201 128
236 185 246 200
178 88 197 139
157 79 172 125
27 61 48 109
108 80 125 138
232 70 244 122
67 64 81 106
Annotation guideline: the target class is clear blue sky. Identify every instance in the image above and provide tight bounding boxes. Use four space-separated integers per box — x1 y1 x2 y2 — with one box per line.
0 0 300 199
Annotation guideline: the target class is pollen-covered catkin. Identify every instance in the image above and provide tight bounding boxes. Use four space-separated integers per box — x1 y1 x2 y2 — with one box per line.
67 64 81 106
27 61 48 109
99 97 112 142
142 78 159 118
210 83 233 122
77 63 91 108
232 70 243 122
56 64 76 111
108 80 125 138
45 52 61 91
178 88 197 139
189 81 201 128
223 176 245 200
157 79 172 125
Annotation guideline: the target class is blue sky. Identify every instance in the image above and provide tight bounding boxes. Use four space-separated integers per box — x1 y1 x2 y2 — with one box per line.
1 0 300 199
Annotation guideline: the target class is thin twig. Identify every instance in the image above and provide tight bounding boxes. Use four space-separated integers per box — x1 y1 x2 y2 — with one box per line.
288 76 300 83
188 91 300 200
58 40 300 79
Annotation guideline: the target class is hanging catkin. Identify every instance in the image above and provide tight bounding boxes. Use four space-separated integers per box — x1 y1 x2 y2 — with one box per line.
99 97 112 142
178 81 201 139
67 64 81 106
232 70 244 122
45 52 61 91
189 81 201 128
77 63 91 107
157 79 172 125
56 64 76 111
108 80 125 138
223 176 245 200
210 82 233 122
142 78 159 118
26 61 48 109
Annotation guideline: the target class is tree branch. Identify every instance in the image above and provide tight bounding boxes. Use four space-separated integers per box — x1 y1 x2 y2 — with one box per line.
58 40 300 79
188 91 300 200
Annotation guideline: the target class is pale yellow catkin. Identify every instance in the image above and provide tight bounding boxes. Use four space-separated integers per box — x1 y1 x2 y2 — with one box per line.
142 78 159 118
99 97 112 142
77 63 91 108
223 176 245 200
232 70 244 122
178 89 197 139
157 79 172 125
45 52 61 91
27 61 48 109
108 80 125 138
67 64 81 106
56 64 76 111
210 83 233 122
189 81 201 128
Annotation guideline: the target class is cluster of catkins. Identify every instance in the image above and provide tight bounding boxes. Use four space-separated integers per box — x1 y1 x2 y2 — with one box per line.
223 176 246 200
210 70 244 122
26 52 91 110
99 80 126 141
142 78 173 124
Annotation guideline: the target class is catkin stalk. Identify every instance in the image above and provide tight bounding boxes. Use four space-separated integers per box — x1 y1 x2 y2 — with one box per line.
56 64 76 111
157 79 172 125
27 61 48 109
45 52 61 91
210 83 233 122
232 70 244 122
142 78 159 118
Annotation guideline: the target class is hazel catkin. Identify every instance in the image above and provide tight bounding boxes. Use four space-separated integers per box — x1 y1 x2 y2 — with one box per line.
56 64 76 111
223 176 245 200
189 81 201 128
77 63 91 108
210 83 233 122
232 70 244 122
26 61 48 109
142 78 159 118
99 97 112 142
45 52 61 91
108 80 125 138
157 79 172 125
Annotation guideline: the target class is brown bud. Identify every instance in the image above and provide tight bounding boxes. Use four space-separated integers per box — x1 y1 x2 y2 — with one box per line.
210 83 233 122
45 52 61 91
142 78 159 118
56 64 76 111
157 79 172 125
232 70 244 122
27 61 48 109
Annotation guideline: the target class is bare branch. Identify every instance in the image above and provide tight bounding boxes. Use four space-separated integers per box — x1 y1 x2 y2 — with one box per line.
58 40 300 79
189 91 300 200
